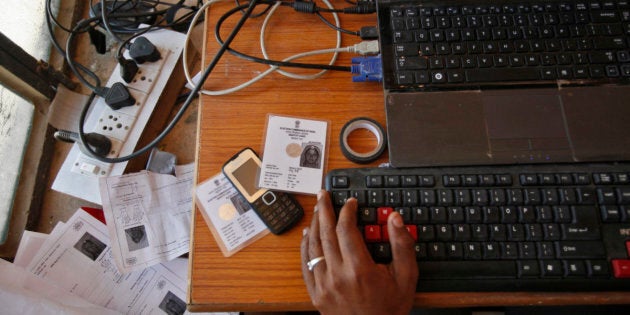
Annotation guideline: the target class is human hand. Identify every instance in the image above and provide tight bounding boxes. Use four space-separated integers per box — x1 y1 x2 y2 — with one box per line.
301 190 418 315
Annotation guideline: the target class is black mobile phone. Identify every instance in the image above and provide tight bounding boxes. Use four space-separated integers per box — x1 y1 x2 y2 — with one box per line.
222 148 304 235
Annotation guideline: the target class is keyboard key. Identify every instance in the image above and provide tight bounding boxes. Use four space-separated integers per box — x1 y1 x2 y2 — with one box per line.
364 225 381 242
566 260 588 277
541 260 564 277
556 241 607 258
377 207 393 224
465 68 541 82
589 260 611 277
359 207 377 224
412 207 430 223
561 223 601 240
518 260 540 277
431 71 447 83
612 259 630 278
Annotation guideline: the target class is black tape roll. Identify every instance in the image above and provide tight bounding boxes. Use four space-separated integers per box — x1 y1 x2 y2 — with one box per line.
339 117 387 164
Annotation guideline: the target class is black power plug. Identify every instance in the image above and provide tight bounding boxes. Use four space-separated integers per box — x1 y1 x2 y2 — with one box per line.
88 28 107 54
104 82 136 110
119 58 139 83
54 130 112 158
129 36 161 64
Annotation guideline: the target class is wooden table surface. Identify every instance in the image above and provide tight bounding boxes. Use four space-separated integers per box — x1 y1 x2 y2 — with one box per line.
188 0 630 311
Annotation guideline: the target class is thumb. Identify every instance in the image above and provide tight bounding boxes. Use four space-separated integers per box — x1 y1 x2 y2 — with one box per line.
387 212 418 287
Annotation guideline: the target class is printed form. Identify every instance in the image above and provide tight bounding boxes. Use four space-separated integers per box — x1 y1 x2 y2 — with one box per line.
99 164 195 273
24 209 192 314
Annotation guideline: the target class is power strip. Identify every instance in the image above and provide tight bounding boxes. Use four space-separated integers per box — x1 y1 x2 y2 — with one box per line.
52 28 185 204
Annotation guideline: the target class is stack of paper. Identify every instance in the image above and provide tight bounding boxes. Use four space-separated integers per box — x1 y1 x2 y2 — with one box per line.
0 165 237 315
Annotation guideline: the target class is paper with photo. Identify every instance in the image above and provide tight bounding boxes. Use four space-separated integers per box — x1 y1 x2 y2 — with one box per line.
99 163 194 273
23 209 196 314
195 172 269 256
259 114 328 195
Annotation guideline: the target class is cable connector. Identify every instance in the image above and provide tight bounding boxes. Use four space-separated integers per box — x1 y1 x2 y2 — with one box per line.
359 26 379 40
343 4 376 14
291 1 317 13
350 40 380 55
351 55 382 82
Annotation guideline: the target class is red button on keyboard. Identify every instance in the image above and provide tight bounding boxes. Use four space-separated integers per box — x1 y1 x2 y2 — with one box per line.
364 225 381 242
406 225 418 242
377 207 393 224
612 259 630 278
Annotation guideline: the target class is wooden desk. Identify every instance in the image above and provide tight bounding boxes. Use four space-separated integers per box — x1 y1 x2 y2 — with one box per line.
188 1 630 311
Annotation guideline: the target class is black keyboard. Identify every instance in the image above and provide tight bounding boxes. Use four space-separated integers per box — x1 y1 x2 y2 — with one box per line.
378 0 630 90
325 163 630 291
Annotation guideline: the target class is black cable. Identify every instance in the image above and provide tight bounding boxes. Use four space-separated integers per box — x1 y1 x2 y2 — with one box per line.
235 0 273 18
315 11 359 36
46 0 103 89
46 0 76 33
78 0 262 163
65 17 107 93
100 0 126 42
64 9 167 95
215 2 351 72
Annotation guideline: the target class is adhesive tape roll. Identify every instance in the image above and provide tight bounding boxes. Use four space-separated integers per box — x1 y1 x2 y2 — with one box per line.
340 117 387 164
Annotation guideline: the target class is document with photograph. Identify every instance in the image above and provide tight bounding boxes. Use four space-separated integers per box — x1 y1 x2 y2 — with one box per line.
259 114 329 195
99 163 194 273
24 209 193 314
195 172 269 257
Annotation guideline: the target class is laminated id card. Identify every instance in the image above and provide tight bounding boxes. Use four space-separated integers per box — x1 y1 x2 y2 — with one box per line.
258 114 329 195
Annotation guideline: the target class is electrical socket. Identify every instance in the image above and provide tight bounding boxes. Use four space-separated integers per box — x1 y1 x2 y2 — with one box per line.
95 111 136 141
52 28 186 204
128 50 170 94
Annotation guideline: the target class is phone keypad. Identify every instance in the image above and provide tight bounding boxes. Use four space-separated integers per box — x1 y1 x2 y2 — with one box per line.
253 192 304 234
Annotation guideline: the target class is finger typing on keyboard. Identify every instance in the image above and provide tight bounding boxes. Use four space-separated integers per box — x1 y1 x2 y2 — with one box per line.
301 190 418 315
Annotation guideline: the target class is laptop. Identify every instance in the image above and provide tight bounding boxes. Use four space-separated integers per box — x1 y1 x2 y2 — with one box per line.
377 0 630 168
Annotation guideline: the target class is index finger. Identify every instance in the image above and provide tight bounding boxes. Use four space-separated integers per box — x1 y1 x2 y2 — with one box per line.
316 190 342 266
336 198 373 265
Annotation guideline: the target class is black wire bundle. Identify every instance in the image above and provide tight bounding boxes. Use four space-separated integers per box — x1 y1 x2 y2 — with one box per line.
46 0 375 163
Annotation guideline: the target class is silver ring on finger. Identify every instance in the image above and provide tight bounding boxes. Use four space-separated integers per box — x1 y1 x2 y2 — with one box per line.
306 256 326 271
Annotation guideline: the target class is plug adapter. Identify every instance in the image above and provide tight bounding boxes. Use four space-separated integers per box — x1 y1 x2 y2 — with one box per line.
129 36 161 64
119 58 139 83
104 82 136 110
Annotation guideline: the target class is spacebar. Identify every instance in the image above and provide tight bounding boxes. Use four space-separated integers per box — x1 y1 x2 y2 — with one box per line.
465 68 541 82
418 261 517 279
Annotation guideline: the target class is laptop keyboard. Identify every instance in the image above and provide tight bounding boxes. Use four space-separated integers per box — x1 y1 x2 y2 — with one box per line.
380 0 630 90
325 163 630 291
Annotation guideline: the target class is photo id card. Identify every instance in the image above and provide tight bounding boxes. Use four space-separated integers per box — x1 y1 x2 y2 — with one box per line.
259 115 328 195
194 173 270 257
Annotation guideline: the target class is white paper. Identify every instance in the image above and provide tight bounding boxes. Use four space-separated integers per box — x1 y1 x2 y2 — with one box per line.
259 115 328 195
23 209 198 314
0 259 119 315
195 173 269 256
98 164 194 273
13 230 51 268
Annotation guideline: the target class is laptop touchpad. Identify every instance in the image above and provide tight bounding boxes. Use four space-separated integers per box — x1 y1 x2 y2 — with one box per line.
482 91 571 162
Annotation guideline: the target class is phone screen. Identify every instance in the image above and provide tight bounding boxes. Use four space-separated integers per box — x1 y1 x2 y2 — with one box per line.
231 157 260 197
